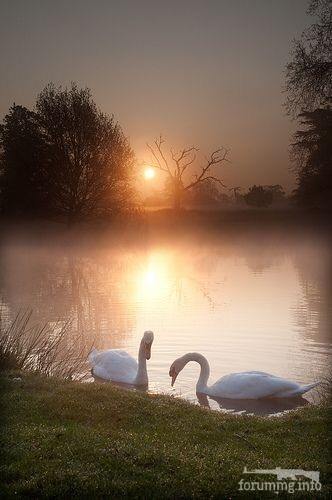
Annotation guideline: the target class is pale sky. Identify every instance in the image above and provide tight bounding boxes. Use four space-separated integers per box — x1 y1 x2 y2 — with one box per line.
0 0 310 191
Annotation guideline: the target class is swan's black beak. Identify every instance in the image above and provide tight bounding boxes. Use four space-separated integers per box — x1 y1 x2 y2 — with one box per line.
171 373 178 387
169 367 178 387
145 342 152 360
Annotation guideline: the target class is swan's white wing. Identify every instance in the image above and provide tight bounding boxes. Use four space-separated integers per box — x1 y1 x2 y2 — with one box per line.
91 349 138 384
209 371 303 399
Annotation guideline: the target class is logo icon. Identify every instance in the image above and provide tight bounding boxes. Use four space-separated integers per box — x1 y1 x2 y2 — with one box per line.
238 467 322 494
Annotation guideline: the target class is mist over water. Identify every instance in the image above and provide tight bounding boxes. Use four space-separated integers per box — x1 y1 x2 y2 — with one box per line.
0 220 331 413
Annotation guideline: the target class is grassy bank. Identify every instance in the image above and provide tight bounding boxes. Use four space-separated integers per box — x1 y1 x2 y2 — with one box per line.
0 371 330 498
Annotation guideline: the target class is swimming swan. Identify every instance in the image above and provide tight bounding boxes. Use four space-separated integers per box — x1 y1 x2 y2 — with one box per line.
89 331 154 386
169 353 320 399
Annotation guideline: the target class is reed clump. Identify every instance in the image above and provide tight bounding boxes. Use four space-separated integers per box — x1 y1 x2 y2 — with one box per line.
0 311 91 380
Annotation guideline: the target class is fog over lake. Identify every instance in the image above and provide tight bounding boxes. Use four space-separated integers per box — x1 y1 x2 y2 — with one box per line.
1 221 331 413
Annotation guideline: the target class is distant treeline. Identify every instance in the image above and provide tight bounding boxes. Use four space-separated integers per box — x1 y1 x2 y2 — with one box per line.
144 183 288 209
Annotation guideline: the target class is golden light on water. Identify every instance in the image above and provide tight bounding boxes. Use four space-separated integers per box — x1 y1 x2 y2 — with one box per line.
135 252 170 301
144 167 155 180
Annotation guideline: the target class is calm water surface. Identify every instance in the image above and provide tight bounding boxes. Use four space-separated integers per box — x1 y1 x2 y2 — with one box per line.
1 223 331 414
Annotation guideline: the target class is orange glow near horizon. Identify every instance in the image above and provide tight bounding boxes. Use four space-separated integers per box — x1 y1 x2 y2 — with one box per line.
144 166 156 180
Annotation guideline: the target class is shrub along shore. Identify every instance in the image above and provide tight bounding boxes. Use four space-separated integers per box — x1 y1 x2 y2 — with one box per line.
0 371 330 498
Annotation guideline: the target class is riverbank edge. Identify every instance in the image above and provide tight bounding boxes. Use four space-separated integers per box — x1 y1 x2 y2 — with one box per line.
0 370 330 498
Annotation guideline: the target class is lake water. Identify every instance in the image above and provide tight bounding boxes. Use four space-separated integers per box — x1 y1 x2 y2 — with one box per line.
1 220 331 414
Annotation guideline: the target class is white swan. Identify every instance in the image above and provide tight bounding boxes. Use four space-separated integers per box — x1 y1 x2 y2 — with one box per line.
89 331 154 386
169 353 320 399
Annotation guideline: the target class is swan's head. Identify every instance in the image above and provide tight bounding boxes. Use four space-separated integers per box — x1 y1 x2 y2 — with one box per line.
169 355 186 386
142 330 154 360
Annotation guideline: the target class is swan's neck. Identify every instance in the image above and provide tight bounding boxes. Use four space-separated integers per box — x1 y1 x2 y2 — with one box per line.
134 341 148 386
183 353 210 393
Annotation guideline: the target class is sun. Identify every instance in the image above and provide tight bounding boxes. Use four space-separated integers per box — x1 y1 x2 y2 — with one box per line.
144 167 155 180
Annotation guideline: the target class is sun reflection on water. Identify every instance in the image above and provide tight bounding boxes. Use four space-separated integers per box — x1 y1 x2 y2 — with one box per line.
135 252 173 302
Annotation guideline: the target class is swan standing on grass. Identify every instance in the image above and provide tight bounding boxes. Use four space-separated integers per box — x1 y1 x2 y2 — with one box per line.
169 353 320 399
89 331 154 386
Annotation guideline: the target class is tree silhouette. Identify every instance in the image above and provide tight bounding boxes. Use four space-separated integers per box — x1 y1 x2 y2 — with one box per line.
190 178 228 205
0 105 49 215
268 184 285 202
285 1 331 208
0 84 135 222
291 107 332 207
146 136 229 210
244 185 274 208
36 83 134 224
285 0 332 117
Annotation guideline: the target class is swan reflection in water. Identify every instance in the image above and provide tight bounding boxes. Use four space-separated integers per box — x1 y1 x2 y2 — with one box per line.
92 376 309 416
196 392 309 416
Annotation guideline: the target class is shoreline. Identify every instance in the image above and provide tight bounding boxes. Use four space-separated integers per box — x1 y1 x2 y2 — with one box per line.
0 370 330 498
1 208 331 246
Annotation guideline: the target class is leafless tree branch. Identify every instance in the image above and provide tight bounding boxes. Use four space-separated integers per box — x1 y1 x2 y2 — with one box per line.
145 136 230 208
146 142 169 173
185 148 230 191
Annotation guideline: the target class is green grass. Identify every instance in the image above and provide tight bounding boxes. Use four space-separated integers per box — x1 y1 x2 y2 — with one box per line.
0 371 331 499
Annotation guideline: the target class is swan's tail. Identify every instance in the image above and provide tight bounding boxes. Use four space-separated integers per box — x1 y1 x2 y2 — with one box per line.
300 381 321 394
292 381 321 397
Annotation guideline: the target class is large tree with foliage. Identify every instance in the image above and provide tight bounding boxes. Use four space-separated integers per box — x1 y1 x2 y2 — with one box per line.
285 0 332 117
0 83 135 222
0 105 49 214
36 83 134 223
146 136 229 210
285 1 332 207
291 108 332 206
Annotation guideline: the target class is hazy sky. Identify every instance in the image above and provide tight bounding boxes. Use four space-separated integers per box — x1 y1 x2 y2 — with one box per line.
0 0 310 191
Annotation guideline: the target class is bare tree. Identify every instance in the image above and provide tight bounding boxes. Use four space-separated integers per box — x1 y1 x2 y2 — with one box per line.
146 136 229 209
